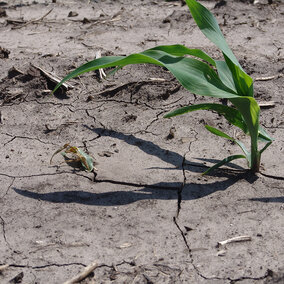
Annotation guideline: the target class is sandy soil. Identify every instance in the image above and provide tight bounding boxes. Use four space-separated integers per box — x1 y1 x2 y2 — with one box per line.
0 0 284 283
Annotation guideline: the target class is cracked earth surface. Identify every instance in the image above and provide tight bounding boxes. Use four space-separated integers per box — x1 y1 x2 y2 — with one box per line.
0 0 284 283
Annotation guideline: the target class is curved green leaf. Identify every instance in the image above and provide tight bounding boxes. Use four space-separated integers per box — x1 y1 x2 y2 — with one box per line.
185 0 241 68
142 50 237 97
224 54 253 97
258 126 273 142
164 103 248 134
202 154 247 175
205 125 234 140
205 125 249 159
53 54 151 92
54 49 237 98
149 44 216 66
259 141 272 155
229 96 260 169
216 60 236 92
229 97 259 140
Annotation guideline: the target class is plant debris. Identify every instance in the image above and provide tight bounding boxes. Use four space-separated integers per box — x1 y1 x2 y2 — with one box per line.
217 235 252 247
50 144 96 172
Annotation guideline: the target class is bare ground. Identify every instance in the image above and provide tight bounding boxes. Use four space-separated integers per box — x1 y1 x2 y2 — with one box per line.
0 0 284 283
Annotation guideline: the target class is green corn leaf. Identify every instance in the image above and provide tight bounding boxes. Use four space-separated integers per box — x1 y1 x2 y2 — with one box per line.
149 44 216 66
229 97 259 142
205 125 249 159
54 49 237 98
258 126 273 142
185 0 241 68
229 96 260 169
215 60 237 92
185 0 253 97
141 50 237 98
53 55 151 93
259 141 272 155
205 124 234 140
164 103 248 134
224 54 253 97
202 154 247 175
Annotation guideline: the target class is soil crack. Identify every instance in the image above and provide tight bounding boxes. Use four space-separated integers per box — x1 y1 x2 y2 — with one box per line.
0 177 15 199
143 111 165 133
173 216 208 281
85 109 107 129
0 215 12 250
3 133 56 146
0 171 88 180
172 129 272 282
9 262 86 269
176 129 197 217
93 177 179 190
227 270 272 283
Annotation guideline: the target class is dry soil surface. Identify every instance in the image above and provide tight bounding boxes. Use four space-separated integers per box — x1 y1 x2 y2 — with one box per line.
0 0 284 283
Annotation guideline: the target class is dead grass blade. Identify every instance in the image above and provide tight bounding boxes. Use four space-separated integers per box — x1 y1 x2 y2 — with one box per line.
62 261 98 284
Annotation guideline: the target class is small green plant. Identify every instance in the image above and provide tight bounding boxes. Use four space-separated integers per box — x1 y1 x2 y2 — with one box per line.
54 0 273 174
50 144 95 172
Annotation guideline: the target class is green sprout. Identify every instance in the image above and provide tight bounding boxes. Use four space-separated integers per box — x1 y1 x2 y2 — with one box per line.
50 144 95 172
53 0 273 174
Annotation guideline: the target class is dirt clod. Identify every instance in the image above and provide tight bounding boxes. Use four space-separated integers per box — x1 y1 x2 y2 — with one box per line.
0 47 9 58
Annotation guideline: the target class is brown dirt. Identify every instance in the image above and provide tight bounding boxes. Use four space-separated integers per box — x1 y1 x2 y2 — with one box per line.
0 0 284 283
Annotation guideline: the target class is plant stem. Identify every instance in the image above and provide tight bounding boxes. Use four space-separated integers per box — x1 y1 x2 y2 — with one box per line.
250 142 260 173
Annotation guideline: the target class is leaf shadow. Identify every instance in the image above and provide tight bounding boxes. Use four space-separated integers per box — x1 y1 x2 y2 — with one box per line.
249 197 284 203
13 171 253 207
86 126 248 175
13 126 260 206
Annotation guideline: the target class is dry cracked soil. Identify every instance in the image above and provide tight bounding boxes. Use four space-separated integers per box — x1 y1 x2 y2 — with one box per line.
0 0 284 283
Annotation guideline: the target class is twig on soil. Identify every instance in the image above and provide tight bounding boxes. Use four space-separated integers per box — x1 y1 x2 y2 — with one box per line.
10 9 53 29
68 13 121 25
217 236 252 247
81 42 97 48
62 261 98 284
258 101 275 108
0 264 9 272
254 74 283 81
6 19 25 25
95 50 107 80
30 64 74 91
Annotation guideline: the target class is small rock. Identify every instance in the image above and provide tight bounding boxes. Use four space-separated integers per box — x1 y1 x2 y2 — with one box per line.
9 272 24 284
0 7 7 17
214 0 227 8
68 11 78 17
82 17 90 24
8 66 24 78
0 46 10 59
217 249 226 256
98 151 113 157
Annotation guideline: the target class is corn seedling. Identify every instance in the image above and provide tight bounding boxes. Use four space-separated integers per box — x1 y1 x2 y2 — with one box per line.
50 144 95 172
53 0 273 174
